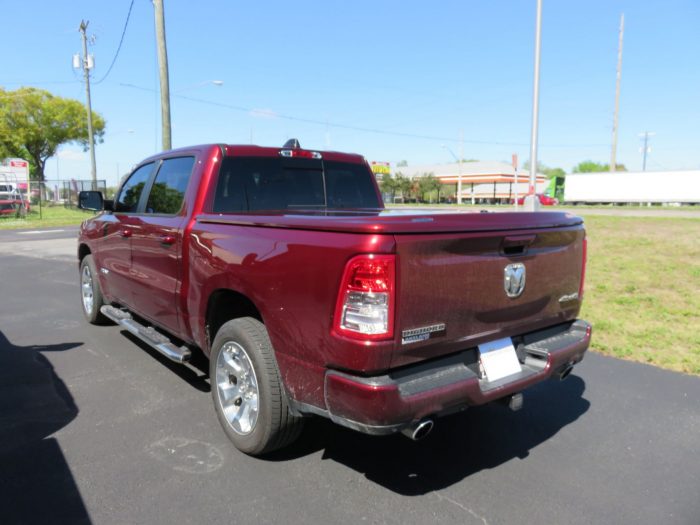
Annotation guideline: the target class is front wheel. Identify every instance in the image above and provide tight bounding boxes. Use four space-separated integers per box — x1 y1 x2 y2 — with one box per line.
79 254 108 324
210 317 303 455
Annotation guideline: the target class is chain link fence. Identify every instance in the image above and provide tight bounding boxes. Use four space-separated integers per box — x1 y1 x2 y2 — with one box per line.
60 179 108 209
0 179 106 222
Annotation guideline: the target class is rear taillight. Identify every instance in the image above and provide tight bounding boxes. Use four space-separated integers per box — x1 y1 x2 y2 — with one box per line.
579 236 587 299
334 254 395 340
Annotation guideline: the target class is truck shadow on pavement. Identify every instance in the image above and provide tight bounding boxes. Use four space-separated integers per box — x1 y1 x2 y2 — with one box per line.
0 331 92 524
278 375 589 496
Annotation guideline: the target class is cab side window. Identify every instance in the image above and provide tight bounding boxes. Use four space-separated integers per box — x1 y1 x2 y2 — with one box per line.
145 157 195 215
115 163 155 213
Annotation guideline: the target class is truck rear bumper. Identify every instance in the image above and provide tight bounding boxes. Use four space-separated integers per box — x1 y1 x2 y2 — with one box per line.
319 320 591 435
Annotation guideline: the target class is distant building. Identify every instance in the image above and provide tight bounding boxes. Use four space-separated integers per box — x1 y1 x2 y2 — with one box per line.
392 161 547 203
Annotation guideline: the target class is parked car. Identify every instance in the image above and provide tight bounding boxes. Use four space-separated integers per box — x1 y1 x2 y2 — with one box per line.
77 141 590 456
513 193 559 206
0 191 30 216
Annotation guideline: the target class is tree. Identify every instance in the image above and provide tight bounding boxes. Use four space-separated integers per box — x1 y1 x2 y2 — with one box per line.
379 176 399 201
417 173 441 203
522 160 565 178
394 172 412 201
572 160 627 173
543 166 566 178
396 160 408 167
572 160 607 173
0 87 106 180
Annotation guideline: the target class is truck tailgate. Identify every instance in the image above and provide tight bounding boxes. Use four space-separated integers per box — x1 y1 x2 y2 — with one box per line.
392 225 586 368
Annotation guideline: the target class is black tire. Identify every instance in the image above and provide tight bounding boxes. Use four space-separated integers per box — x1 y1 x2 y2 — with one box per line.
210 317 304 456
79 254 108 325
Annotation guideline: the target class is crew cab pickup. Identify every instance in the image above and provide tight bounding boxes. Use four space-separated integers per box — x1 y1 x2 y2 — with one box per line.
77 141 590 456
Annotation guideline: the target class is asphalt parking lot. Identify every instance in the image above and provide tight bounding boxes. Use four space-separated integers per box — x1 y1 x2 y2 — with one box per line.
1 227 699 525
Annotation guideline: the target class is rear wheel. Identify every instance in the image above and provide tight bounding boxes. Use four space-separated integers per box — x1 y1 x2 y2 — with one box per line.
210 317 303 455
80 254 108 324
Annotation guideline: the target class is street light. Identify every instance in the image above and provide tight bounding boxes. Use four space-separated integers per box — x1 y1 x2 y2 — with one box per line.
442 144 463 205
526 0 543 212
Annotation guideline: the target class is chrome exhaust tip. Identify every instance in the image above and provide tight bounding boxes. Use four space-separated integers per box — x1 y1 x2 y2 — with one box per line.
558 364 574 381
401 419 434 441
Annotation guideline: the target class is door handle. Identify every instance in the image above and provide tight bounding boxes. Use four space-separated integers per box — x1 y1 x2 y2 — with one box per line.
501 234 536 256
120 229 132 238
503 234 536 247
160 235 176 246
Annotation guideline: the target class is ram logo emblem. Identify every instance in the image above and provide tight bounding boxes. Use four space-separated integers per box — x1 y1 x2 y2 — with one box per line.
504 263 526 298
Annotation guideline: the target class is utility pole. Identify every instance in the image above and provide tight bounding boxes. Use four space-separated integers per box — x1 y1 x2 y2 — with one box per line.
526 0 543 212
512 153 519 210
610 13 625 172
153 0 172 150
458 130 464 205
77 20 97 187
639 131 655 171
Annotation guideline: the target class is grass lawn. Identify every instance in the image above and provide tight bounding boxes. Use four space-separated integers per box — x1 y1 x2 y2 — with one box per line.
0 205 95 230
581 215 700 374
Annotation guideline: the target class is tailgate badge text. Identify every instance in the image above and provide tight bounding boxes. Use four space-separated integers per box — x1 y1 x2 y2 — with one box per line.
401 323 447 345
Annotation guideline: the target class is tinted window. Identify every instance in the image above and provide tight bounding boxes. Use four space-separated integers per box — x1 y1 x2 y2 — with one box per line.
325 162 381 208
146 156 195 214
115 163 155 212
213 157 380 212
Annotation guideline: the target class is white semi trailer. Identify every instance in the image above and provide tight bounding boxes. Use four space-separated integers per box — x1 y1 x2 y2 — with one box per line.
564 170 700 204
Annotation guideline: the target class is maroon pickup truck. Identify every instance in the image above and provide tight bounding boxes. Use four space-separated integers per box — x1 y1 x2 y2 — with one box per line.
77 141 590 456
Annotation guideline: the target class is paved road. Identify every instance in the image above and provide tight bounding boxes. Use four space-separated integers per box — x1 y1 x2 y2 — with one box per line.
1 229 699 525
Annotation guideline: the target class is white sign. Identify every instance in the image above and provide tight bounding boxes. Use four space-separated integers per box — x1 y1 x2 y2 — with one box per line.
478 337 522 382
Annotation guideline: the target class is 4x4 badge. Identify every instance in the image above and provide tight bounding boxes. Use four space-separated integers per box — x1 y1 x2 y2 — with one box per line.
504 263 526 298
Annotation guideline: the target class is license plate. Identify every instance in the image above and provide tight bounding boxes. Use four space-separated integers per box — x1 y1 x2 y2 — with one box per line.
478 337 522 382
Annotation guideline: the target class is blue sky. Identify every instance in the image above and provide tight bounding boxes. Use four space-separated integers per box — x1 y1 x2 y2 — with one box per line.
2 0 699 186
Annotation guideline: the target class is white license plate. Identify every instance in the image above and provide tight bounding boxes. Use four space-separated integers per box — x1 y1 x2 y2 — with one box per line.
478 337 522 382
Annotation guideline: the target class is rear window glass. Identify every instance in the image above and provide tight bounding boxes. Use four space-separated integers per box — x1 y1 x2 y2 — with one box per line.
213 157 380 212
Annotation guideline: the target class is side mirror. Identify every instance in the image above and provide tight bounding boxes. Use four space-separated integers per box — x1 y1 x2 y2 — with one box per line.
78 191 105 211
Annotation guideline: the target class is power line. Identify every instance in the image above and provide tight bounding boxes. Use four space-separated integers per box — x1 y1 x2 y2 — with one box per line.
118 82 610 149
94 0 135 84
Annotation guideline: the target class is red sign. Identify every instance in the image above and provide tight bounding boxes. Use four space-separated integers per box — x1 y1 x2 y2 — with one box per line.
10 160 28 168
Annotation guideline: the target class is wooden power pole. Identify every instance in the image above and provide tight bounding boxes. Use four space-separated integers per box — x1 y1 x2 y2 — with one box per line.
153 0 172 151
78 20 97 186
610 13 625 172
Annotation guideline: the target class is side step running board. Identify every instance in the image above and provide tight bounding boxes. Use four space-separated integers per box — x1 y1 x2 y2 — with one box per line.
101 305 191 363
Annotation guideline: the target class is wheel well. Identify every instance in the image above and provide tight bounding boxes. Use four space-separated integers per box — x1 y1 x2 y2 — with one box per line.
206 289 263 347
78 244 91 263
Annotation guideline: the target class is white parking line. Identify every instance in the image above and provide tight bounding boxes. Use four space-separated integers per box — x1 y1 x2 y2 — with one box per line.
16 229 66 235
